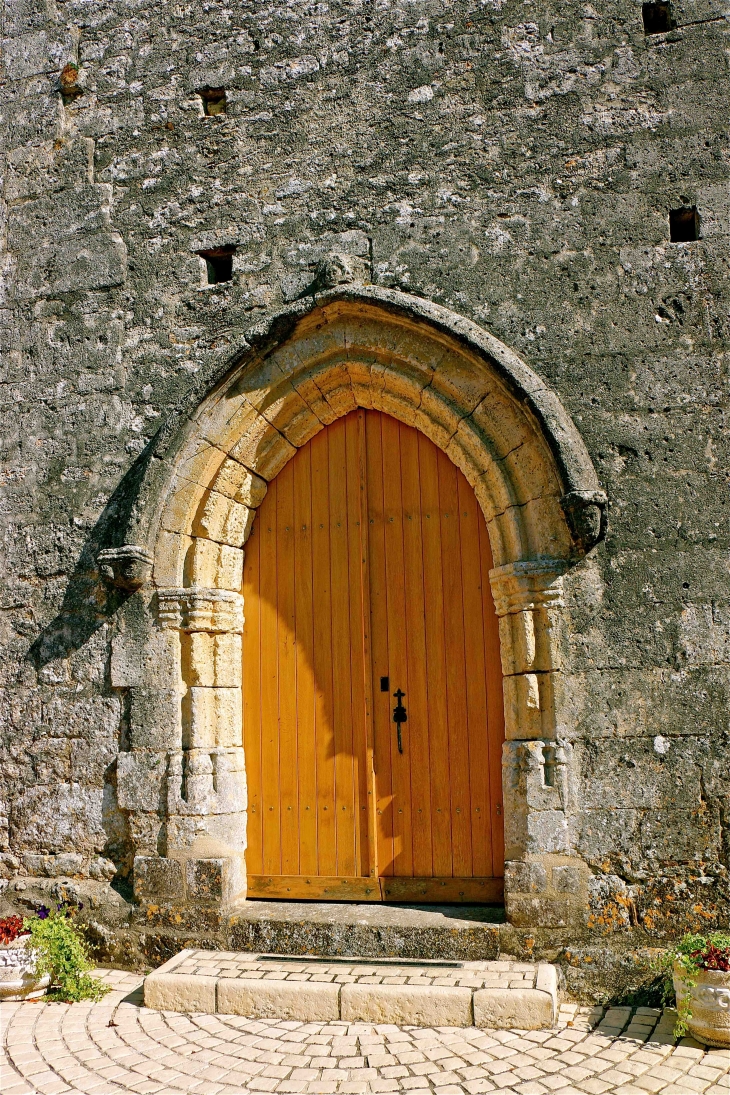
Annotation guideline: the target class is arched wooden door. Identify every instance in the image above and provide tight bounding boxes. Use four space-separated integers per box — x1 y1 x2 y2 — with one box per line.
242 409 505 903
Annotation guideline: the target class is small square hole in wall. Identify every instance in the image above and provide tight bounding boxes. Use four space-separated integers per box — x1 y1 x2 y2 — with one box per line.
199 88 227 115
198 247 235 284
669 207 700 243
642 2 676 34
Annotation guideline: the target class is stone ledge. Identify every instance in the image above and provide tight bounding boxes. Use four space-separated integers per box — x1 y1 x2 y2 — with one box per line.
144 948 559 1030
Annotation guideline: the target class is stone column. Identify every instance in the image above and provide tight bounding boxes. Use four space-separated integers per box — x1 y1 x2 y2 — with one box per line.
489 561 590 928
129 587 247 909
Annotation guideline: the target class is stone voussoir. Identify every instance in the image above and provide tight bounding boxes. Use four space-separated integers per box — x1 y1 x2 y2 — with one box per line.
143 948 559 1029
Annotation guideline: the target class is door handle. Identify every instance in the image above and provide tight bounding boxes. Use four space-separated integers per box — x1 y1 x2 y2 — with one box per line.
392 689 407 754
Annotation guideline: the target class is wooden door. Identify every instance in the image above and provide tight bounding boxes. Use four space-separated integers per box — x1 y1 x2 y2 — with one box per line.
243 409 504 903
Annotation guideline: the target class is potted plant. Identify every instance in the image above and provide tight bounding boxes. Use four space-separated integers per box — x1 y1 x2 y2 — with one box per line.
0 913 50 1000
660 931 730 1047
0 895 109 1003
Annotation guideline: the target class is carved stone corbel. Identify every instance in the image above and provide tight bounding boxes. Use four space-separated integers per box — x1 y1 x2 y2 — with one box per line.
314 251 371 290
560 489 608 554
98 545 153 591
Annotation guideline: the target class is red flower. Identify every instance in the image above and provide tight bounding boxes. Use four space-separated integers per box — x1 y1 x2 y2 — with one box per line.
0 915 29 945
689 944 730 973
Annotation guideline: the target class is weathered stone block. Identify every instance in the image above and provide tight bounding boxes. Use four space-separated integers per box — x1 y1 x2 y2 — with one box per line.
144 971 216 1013
183 687 242 749
154 530 192 588
505 860 548 894
187 539 244 590
117 752 167 811
195 492 255 547
1 29 74 80
185 632 241 689
128 688 182 751
185 858 227 904
218 977 340 1020
506 893 586 930
503 673 545 740
229 413 296 480
340 983 473 1027
553 864 587 895
212 459 268 507
13 231 127 298
133 856 184 903
474 978 556 1030
526 810 571 856
10 784 105 855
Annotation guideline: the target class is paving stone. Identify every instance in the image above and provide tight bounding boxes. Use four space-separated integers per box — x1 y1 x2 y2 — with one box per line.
5 972 730 1094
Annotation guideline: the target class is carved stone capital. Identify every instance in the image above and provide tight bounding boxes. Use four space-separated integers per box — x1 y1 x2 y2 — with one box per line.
489 560 566 617
157 588 244 633
98 546 153 591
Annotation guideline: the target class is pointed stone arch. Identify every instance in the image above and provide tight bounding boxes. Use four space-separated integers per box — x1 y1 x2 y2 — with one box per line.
112 288 606 927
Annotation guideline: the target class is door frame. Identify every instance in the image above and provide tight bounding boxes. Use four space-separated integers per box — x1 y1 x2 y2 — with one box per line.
113 288 607 931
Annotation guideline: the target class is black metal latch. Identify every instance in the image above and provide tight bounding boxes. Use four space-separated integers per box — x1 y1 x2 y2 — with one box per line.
392 688 407 754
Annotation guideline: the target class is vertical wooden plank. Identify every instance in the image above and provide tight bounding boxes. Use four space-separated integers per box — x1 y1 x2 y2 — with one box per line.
259 478 281 876
366 412 394 875
380 415 413 878
276 459 299 874
418 432 453 878
350 410 375 878
311 428 337 875
397 421 433 877
328 417 357 877
293 443 318 876
457 471 493 877
480 513 506 877
438 450 473 877
242 514 263 876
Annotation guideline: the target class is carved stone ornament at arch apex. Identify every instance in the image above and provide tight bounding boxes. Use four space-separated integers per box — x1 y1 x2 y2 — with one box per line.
112 288 606 927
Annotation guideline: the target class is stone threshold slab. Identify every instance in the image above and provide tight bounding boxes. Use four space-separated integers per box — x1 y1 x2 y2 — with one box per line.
226 899 504 961
144 948 559 1030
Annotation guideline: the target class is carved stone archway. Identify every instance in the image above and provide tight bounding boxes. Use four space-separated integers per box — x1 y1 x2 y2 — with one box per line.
110 288 606 928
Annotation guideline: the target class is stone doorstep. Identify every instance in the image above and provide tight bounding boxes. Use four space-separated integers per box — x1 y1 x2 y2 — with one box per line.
144 949 559 1030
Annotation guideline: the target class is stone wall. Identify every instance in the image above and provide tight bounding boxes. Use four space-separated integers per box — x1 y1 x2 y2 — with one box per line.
1 0 729 994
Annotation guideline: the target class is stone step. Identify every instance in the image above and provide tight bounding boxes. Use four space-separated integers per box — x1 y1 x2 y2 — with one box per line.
227 899 505 961
144 949 559 1030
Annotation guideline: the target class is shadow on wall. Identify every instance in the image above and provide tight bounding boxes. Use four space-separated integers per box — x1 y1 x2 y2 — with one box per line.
27 444 155 670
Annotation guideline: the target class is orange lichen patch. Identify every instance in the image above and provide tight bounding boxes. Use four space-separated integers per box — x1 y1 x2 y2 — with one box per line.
587 890 634 933
60 63 79 90
641 907 660 932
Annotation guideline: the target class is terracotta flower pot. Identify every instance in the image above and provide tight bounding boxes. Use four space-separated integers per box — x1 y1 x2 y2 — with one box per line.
674 965 730 1048
0 934 50 1001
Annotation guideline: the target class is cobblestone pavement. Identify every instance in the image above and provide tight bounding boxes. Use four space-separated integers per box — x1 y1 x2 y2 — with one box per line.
2 969 730 1095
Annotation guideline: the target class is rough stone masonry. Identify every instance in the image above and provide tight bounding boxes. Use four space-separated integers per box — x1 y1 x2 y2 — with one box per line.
0 0 729 1000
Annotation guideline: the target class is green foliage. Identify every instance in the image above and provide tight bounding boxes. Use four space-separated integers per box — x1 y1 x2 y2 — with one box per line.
656 932 730 1038
23 911 110 1003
